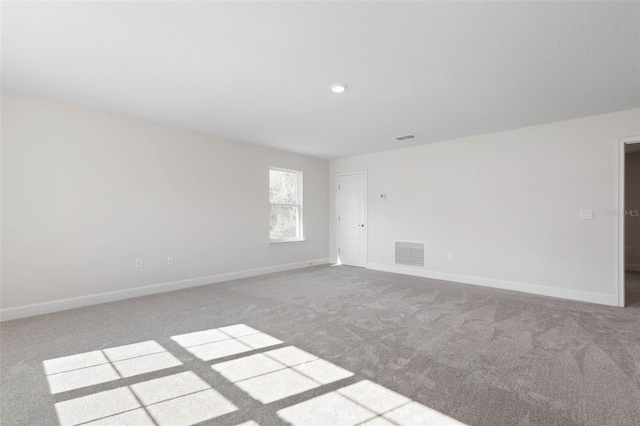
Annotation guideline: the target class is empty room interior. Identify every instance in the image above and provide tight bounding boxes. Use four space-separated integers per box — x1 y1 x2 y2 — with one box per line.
2 2 640 426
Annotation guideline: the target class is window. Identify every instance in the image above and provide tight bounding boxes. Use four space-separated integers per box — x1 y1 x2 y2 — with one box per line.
269 168 303 243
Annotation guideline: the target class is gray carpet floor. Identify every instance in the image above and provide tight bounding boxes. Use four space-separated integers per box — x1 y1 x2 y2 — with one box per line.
1 266 640 426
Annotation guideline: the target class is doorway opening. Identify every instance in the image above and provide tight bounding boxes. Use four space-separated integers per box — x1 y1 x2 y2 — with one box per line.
621 137 640 307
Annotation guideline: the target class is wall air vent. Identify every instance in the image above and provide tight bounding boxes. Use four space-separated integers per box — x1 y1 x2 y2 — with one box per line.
395 241 426 268
394 134 416 141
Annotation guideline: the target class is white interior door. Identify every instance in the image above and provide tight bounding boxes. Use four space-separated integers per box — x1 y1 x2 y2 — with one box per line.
338 172 367 267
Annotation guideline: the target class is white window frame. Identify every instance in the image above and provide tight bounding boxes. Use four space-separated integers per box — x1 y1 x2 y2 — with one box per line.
269 167 304 244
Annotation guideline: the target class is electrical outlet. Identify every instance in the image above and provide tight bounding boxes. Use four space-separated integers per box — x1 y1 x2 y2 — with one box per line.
135 258 143 268
167 256 174 266
447 251 453 259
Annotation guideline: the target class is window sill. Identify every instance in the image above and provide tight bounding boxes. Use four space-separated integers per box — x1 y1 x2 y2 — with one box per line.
269 240 306 246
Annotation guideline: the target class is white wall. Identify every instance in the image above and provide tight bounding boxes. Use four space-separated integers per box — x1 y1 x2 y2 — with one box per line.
1 92 329 312
330 109 640 306
626 152 640 269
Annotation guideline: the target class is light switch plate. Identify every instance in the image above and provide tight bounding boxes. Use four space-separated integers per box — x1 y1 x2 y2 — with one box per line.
579 209 593 219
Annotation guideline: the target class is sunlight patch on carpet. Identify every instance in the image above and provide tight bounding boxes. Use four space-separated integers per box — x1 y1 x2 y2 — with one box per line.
44 324 464 426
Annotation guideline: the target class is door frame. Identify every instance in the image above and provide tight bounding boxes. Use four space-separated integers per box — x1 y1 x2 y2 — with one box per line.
337 170 368 267
617 136 640 307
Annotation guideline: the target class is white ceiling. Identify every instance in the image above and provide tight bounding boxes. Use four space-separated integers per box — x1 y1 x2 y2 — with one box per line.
2 1 639 159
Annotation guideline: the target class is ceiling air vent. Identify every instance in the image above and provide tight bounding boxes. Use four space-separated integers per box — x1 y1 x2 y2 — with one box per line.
394 134 416 141
395 241 426 268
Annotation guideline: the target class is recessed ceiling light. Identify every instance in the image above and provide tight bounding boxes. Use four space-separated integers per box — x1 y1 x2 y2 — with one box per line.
330 84 347 93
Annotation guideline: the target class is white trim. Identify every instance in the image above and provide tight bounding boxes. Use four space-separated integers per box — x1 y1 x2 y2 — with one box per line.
269 240 307 246
0 259 329 322
618 135 640 307
367 263 618 306
270 166 303 174
619 136 640 144
625 264 640 272
337 170 368 268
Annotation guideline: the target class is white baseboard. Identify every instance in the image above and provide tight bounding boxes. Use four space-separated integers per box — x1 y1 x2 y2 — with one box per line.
367 263 619 307
625 264 640 272
0 258 330 322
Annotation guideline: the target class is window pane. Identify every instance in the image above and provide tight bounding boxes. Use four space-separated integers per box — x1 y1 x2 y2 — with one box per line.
269 170 299 205
270 206 299 240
